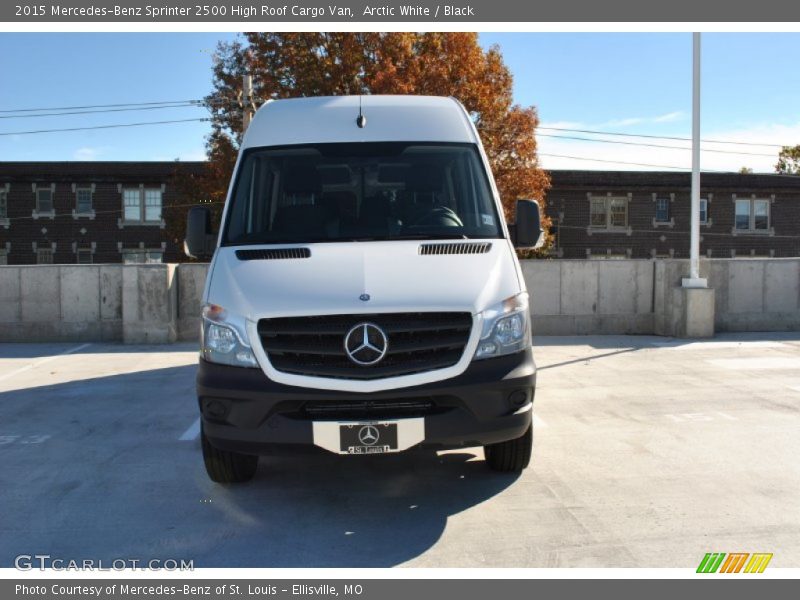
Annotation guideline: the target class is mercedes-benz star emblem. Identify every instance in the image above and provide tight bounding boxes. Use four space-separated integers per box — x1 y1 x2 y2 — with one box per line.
358 425 380 446
344 322 388 366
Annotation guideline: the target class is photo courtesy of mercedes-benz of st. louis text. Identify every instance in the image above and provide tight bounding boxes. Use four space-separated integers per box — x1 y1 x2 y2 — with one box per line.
185 95 544 482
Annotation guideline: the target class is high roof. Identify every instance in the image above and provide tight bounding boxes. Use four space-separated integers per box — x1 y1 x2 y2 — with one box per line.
242 95 479 149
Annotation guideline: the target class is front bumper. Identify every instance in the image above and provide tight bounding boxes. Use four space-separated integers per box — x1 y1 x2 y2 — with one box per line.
198 348 536 455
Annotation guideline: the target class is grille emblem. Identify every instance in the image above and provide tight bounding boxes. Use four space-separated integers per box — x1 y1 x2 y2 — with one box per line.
358 425 380 446
359 293 370 301
344 322 388 366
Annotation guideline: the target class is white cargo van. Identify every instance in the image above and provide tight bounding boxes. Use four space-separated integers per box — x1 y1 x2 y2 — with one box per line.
185 95 543 483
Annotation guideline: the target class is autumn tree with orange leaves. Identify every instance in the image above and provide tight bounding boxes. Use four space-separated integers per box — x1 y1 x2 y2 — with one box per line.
171 33 551 255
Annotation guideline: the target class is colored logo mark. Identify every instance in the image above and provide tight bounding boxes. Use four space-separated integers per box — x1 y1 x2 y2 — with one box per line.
697 552 773 573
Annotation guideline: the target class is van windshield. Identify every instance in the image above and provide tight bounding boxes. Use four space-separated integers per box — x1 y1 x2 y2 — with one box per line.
222 142 503 245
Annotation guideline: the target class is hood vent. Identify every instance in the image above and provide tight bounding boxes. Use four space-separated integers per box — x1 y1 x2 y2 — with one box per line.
418 242 492 256
236 248 311 261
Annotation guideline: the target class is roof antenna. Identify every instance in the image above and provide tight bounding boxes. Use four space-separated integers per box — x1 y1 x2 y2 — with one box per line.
356 95 366 128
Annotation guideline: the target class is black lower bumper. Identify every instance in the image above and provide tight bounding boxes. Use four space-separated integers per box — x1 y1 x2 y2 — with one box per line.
197 348 536 455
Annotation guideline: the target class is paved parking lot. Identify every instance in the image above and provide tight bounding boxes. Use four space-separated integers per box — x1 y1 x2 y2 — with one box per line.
1 333 799 568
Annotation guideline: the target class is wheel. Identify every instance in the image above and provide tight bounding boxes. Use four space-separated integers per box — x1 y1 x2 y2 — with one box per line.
484 425 532 472
201 426 259 483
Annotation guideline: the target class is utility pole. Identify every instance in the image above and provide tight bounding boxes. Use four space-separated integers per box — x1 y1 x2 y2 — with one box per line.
682 32 707 289
242 73 255 132
676 31 714 339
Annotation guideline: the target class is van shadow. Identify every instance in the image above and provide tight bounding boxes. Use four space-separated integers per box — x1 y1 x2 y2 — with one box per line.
0 341 198 360
192 448 520 567
0 358 520 568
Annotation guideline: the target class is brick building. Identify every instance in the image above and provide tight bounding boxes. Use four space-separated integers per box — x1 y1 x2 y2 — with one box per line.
3 163 799 265
545 170 800 259
0 161 204 265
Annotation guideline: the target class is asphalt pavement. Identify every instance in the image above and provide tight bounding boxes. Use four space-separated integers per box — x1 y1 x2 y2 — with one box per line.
1 333 798 568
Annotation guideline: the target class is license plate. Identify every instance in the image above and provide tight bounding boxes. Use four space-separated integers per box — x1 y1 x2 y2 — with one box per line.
339 423 398 454
312 418 424 455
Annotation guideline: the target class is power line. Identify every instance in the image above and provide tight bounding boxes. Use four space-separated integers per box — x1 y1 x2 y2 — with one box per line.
540 152 800 179
0 118 210 137
0 100 204 114
0 103 204 120
537 126 789 149
539 153 695 171
538 133 776 157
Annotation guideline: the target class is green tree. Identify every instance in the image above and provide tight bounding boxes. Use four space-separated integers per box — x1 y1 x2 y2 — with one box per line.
173 33 552 255
776 145 800 174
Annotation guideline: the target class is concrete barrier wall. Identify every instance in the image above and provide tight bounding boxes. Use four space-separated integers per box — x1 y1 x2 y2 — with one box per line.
523 258 800 336
708 259 800 332
521 259 655 335
0 265 123 342
0 258 798 343
177 263 209 341
122 264 178 344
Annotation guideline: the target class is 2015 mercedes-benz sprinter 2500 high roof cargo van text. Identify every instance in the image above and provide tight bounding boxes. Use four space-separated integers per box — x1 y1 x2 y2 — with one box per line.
185 95 544 483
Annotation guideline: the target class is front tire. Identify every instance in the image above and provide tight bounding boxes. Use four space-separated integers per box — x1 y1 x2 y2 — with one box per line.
201 426 259 483
484 425 532 472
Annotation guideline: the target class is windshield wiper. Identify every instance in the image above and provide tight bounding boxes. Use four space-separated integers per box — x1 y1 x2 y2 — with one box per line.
389 233 469 240
229 237 335 246
228 233 471 246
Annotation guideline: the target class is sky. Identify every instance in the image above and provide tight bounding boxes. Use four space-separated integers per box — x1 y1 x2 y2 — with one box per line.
0 32 798 172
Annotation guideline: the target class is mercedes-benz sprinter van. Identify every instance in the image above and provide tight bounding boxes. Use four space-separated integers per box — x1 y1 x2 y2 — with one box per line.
185 95 543 483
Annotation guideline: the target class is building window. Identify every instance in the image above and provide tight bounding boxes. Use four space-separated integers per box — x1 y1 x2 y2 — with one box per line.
609 198 628 227
590 198 606 227
589 196 628 230
123 189 141 221
37 248 53 264
123 188 162 223
122 250 163 264
0 189 7 218
590 252 628 260
37 188 54 213
754 199 769 230
699 198 708 224
76 188 93 214
735 198 770 231
0 250 7 265
76 249 93 264
144 189 162 222
655 197 670 222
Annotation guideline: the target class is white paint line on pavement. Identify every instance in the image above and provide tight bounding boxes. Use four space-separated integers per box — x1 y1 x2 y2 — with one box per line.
707 357 800 371
0 343 92 384
533 415 548 429
179 418 201 441
653 340 786 350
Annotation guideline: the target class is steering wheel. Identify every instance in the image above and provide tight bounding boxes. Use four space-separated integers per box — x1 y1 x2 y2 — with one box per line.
408 206 464 228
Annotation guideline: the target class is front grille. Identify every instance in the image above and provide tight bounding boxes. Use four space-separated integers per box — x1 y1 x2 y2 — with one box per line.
299 398 444 420
258 312 473 380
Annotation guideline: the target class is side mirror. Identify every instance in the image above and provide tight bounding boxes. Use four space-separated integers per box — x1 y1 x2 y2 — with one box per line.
513 199 544 249
184 206 217 260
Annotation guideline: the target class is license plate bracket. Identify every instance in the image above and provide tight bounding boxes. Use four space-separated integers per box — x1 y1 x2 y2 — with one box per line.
312 418 424 455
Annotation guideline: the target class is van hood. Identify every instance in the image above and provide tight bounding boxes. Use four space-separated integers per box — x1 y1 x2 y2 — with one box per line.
205 240 522 320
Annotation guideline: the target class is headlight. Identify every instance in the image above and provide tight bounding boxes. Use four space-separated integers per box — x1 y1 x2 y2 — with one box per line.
473 293 530 360
201 304 258 368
